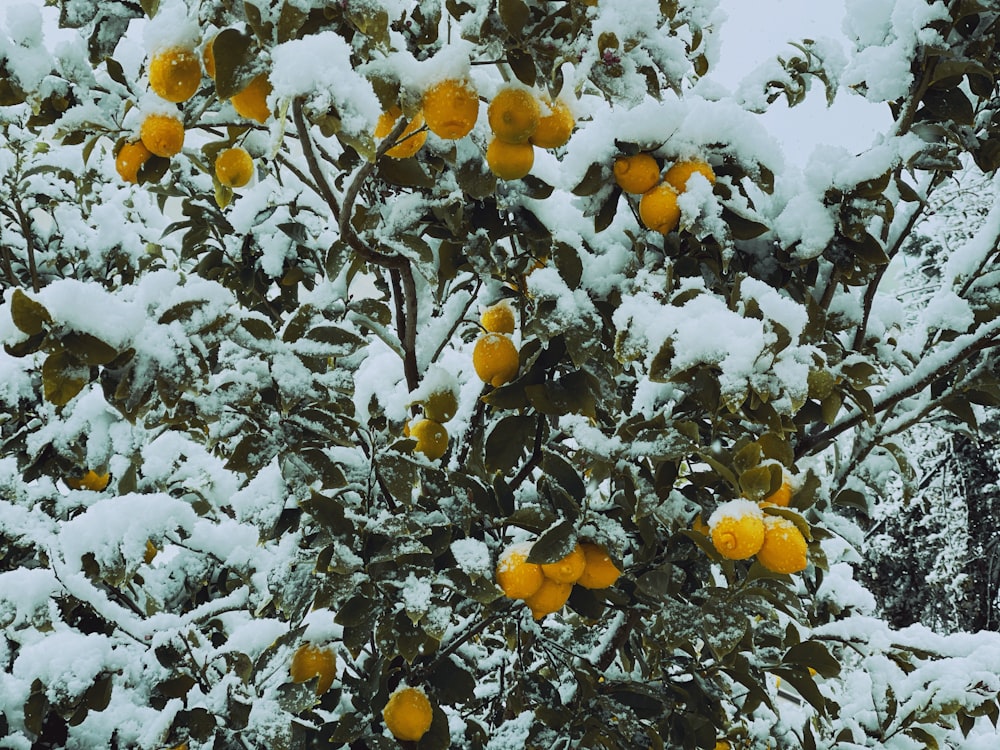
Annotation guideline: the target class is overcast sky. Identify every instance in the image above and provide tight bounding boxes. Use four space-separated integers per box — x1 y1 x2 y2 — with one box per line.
715 0 889 166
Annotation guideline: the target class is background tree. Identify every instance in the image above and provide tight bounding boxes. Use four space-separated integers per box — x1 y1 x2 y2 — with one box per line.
2 1 1000 749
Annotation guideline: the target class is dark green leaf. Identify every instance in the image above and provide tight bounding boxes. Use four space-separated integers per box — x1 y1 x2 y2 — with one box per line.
11 288 52 335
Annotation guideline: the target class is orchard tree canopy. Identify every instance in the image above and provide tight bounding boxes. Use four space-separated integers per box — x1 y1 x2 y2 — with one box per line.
3 0 1000 748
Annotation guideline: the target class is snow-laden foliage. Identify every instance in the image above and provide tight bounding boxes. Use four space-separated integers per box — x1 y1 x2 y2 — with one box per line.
1 0 1000 748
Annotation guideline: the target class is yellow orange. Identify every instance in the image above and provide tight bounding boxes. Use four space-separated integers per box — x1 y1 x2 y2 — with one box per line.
231 73 271 123
663 158 716 193
540 543 586 584
524 577 573 619
576 543 621 589
488 87 540 144
148 47 201 103
65 470 111 491
289 643 337 694
383 686 433 742
530 99 574 148
638 183 681 234
115 141 152 184
423 79 479 139
486 138 534 180
409 419 448 461
140 113 185 157
374 106 427 159
710 503 766 560
215 147 254 188
756 517 808 574
480 301 516 334
472 333 519 387
613 153 660 194
496 543 544 600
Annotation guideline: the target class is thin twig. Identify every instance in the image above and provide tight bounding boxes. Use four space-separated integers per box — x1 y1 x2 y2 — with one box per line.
14 199 39 292
292 99 340 223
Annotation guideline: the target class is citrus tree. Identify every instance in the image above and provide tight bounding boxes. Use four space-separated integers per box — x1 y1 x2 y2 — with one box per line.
3 0 1000 748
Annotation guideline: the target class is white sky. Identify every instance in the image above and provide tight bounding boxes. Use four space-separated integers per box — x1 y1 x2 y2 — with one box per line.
714 0 890 166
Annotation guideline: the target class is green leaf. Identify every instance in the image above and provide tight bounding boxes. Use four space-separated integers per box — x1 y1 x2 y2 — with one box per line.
42 351 89 406
571 162 605 196
498 0 530 33
62 332 118 365
213 28 256 99
378 157 435 188
722 207 769 239
485 415 535 473
527 519 576 564
11 288 52 335
783 641 840 678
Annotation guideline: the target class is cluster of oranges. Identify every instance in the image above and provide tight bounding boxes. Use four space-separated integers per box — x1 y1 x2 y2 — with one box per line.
290 644 433 742
613 152 716 234
406 386 459 462
472 301 520 388
696 474 809 574
496 540 621 620
373 78 575 180
485 86 575 180
114 40 262 187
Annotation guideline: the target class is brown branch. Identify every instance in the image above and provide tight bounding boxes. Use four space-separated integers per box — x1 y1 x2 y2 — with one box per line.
14 199 39 292
292 98 340 223
511 418 546 490
796 326 1000 459
390 267 419 392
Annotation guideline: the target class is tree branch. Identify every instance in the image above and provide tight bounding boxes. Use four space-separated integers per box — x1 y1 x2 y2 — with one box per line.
292 98 340 223
796 320 1000 458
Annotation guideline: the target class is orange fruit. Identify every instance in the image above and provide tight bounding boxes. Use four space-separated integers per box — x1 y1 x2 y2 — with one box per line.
374 106 427 159
215 147 254 188
524 577 572 619
144 540 158 564
613 153 660 194
202 36 216 79
663 158 716 193
422 389 458 423
480 301 515 334
756 517 808 574
148 47 202 103
488 87 540 144
472 333 519 387
540 543 586 584
638 183 681 234
140 113 185 157
231 73 272 123
409 419 448 461
496 542 544 600
422 79 479 139
576 543 621 589
762 475 793 507
530 99 574 148
710 502 766 560
383 686 433 742
65 470 111 491
289 643 337 694
486 138 534 180
115 141 152 183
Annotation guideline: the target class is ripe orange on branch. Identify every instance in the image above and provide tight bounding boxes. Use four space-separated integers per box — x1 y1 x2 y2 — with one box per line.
374 106 427 159
115 141 152 184
480 301 516 334
639 183 681 234
524 577 573 620
488 86 540 144
409 419 448 461
613 153 660 194
423 78 479 139
215 147 254 187
709 500 766 560
289 643 337 695
140 114 185 157
756 516 808 574
473 333 519 387
576 543 622 589
486 138 534 180
496 542 544 600
65 470 110 491
540 543 587 584
231 73 272 123
663 158 716 192
383 686 434 742
148 47 201 103
530 99 574 148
